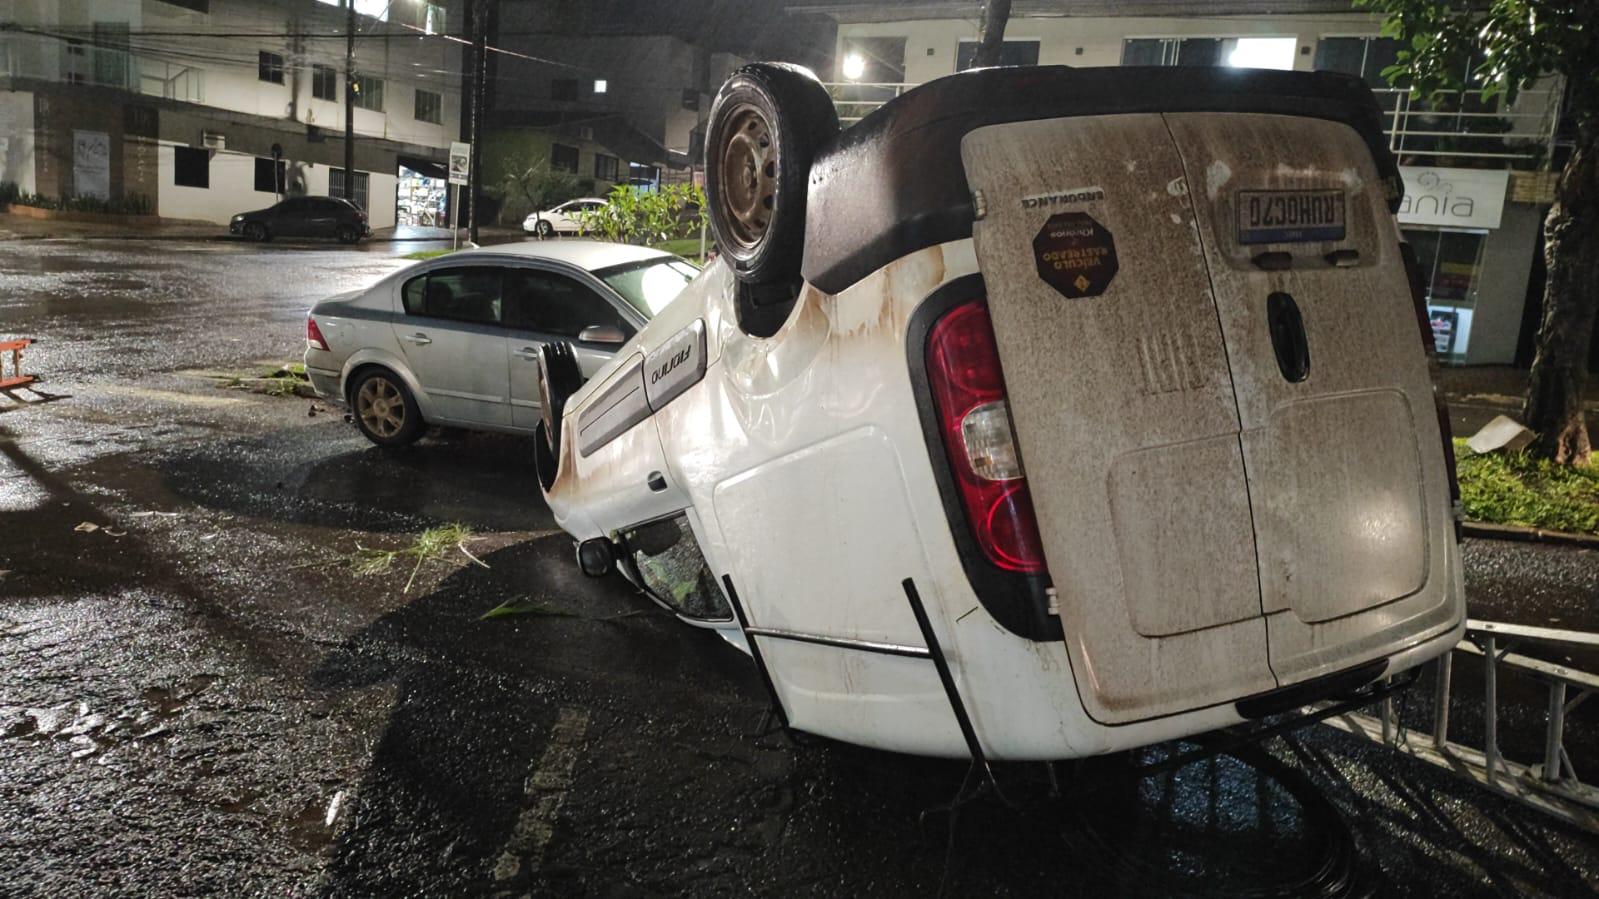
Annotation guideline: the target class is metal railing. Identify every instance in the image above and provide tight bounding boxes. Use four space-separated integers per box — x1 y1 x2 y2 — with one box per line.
822 82 913 125
823 79 1563 166
0 35 204 104
1323 619 1599 833
1373 86 1562 164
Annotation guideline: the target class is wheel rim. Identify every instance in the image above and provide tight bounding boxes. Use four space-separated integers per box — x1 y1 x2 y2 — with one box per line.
717 104 778 252
537 221 553 238
357 377 406 438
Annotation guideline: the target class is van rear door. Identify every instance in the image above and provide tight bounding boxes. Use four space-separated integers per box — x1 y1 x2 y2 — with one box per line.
1163 113 1457 686
961 114 1276 725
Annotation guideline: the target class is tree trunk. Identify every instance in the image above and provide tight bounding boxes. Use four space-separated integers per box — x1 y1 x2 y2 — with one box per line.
1522 123 1599 465
972 0 1013 69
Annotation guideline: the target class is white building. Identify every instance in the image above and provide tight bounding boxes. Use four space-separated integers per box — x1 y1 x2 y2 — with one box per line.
799 0 1566 366
0 0 463 229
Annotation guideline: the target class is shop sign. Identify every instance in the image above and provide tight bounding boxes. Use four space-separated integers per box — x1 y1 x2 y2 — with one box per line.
73 130 110 200
1398 166 1509 230
448 141 470 186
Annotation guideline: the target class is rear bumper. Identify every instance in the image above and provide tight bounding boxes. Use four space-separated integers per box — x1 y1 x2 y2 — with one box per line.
306 365 342 401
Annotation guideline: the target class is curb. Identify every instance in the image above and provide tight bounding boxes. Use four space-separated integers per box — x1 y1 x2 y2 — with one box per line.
1462 521 1599 549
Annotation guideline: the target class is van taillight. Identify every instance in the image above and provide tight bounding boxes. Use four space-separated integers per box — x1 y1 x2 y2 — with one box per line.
926 300 1048 574
1400 242 1461 507
306 316 329 351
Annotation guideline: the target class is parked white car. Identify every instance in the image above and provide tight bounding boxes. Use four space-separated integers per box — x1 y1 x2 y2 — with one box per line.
302 241 698 446
531 63 1467 762
522 198 608 239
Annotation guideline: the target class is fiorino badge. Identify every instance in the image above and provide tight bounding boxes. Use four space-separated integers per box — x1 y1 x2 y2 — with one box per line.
1033 211 1118 299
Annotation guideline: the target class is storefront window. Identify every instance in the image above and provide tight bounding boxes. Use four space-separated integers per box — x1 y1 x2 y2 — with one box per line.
1402 228 1487 362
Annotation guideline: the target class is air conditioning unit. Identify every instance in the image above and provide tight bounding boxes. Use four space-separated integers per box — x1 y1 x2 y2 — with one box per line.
201 130 226 150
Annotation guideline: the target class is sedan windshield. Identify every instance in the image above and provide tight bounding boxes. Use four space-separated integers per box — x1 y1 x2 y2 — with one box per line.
595 257 699 318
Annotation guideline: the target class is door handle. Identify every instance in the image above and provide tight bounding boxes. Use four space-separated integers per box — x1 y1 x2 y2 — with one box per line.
402 332 432 346
515 346 541 360
647 471 668 492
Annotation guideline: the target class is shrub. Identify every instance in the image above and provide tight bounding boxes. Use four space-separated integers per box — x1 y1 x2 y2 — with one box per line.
574 182 708 245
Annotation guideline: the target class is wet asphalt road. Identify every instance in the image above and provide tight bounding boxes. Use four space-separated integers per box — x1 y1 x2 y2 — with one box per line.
2 237 1598 897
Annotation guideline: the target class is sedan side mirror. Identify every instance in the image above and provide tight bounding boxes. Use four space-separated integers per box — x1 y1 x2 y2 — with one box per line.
578 325 628 346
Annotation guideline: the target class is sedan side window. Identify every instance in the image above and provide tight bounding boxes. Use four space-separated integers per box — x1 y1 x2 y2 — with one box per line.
503 269 631 338
401 267 503 325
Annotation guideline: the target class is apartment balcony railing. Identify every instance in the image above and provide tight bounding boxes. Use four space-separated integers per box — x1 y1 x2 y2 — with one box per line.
824 80 1563 168
1372 86 1562 166
824 82 912 126
1 37 205 104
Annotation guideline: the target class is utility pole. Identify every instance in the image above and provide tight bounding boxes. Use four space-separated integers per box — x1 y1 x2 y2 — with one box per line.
467 0 487 244
342 0 356 203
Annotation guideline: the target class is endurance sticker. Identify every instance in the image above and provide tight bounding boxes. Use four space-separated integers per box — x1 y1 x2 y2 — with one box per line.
1033 211 1119 299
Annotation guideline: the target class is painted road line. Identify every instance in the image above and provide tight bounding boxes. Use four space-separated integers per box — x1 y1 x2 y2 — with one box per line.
492 706 590 882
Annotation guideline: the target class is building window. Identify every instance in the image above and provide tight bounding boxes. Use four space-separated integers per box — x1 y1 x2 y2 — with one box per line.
1314 36 1404 111
330 169 370 211
1122 37 1296 70
351 75 384 111
1403 228 1488 361
92 22 131 87
62 40 87 84
551 143 579 173
594 153 619 181
421 2 445 34
1314 37 1402 87
593 79 608 94
258 50 284 84
955 39 1040 70
551 78 579 102
414 89 442 124
312 64 338 101
254 157 286 194
173 146 209 189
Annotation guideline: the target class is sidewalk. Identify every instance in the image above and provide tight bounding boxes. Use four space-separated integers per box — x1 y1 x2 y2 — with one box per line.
1436 364 1599 444
0 212 525 244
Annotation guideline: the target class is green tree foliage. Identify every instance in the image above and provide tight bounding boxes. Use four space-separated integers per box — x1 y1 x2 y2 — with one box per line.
494 154 580 223
1361 0 1599 464
574 183 709 246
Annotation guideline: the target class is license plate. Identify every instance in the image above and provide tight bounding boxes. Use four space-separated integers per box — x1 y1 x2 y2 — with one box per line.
1236 189 1347 245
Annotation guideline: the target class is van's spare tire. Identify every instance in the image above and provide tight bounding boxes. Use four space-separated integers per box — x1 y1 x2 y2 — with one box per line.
536 342 583 461
705 63 839 286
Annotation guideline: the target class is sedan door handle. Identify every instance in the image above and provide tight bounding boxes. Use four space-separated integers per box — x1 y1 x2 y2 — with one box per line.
515 346 541 360
401 332 432 346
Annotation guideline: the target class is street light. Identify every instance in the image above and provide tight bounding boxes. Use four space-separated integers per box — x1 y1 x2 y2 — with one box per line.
842 52 866 81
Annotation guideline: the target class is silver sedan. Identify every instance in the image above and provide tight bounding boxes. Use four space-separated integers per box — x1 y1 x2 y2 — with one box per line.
304 240 699 446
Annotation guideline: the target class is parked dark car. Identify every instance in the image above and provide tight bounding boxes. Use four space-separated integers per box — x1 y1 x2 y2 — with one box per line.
230 196 371 243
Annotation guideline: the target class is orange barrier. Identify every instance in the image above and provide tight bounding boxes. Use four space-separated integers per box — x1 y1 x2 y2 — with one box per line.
0 338 36 390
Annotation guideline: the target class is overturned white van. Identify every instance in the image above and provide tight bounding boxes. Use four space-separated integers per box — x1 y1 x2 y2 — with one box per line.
531 62 1466 761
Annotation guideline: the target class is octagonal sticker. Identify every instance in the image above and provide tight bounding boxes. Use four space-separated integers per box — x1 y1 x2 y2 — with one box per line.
1033 212 1119 300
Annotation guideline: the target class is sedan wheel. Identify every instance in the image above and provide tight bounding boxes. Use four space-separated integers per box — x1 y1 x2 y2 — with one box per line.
535 219 555 240
244 222 268 242
352 370 423 447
